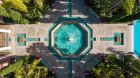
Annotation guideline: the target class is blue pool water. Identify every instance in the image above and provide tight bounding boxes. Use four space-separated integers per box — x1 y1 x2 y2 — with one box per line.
134 20 140 56
54 23 87 55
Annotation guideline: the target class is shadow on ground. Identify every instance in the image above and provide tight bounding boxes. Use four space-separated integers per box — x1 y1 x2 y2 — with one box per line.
39 0 100 24
0 43 128 78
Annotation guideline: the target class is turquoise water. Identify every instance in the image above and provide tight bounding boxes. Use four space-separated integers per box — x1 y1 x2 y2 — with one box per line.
134 20 140 56
54 23 87 55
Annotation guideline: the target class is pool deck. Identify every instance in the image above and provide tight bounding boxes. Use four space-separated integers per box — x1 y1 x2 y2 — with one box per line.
10 23 52 56
7 23 134 56
91 24 133 54
0 23 134 78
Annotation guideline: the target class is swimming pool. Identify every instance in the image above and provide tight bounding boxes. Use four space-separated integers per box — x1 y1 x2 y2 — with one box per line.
134 20 140 56
54 23 87 55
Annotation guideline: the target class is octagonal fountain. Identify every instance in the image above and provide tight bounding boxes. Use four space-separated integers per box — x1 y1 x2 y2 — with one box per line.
48 0 93 77
49 17 92 60
54 23 87 55
48 17 93 78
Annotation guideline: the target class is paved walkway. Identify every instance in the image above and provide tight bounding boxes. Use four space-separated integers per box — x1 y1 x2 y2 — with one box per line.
11 24 104 78
0 24 132 78
0 0 133 78
39 0 101 78
71 0 100 24
40 0 100 24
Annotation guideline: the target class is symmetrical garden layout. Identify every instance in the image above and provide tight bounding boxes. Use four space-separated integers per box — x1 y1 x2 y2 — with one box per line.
0 22 134 78
0 0 138 78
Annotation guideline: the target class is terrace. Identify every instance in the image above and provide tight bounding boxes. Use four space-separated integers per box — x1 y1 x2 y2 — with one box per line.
0 23 133 78
0 0 138 78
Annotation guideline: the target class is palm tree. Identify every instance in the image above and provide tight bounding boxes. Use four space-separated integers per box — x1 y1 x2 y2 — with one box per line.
34 0 44 8
15 59 48 78
2 0 28 12
0 5 29 24
0 0 29 23
89 55 140 78
121 0 135 15
0 56 52 78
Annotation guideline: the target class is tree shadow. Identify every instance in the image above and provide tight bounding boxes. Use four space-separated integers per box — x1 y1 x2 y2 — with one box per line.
72 53 105 77
40 0 68 23
72 46 134 78
106 47 127 59
0 55 25 70
106 47 124 55
2 42 128 78
71 0 100 24
39 0 101 24
25 42 114 77
26 42 48 56
26 42 69 77
25 42 107 77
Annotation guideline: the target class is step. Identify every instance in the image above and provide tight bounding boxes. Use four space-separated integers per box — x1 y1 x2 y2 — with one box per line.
59 1 69 4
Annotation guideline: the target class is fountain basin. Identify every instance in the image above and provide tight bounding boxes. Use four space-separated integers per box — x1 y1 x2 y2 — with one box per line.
48 17 93 60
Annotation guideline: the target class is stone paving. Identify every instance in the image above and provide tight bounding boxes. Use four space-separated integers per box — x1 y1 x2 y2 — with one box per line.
0 0 134 78
5 23 133 78
41 0 100 24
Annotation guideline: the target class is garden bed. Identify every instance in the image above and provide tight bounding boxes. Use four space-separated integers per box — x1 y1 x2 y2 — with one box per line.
0 0 56 24
85 0 140 23
85 54 140 78
0 55 56 78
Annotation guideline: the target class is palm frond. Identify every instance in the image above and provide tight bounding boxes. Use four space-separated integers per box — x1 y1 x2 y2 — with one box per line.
34 0 44 8
121 0 135 15
11 0 28 12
